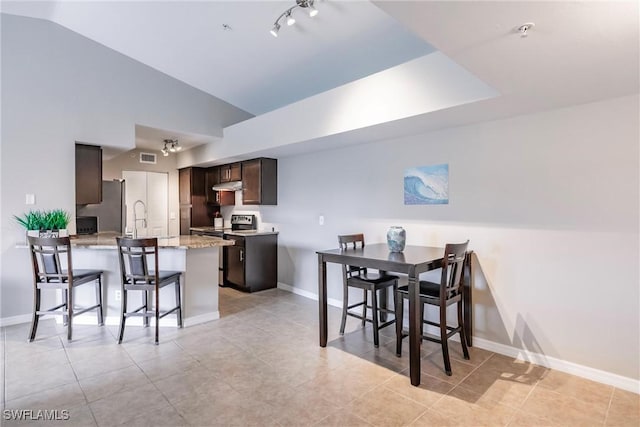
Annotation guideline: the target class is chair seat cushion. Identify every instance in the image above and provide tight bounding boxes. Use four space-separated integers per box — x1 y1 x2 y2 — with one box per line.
154 270 182 287
70 269 103 281
127 271 181 286
156 270 182 281
397 280 440 297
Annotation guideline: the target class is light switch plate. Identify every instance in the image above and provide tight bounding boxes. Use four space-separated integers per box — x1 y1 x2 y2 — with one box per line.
25 194 35 205
319 215 324 226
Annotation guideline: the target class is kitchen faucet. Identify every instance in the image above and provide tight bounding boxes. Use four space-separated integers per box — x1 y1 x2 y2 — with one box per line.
132 199 147 238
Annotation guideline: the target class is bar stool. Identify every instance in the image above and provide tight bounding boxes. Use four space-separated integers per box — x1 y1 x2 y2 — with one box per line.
27 236 104 341
338 233 398 348
395 241 470 375
116 237 182 345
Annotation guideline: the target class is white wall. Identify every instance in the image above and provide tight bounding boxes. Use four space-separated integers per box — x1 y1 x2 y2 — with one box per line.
268 95 639 382
0 14 250 320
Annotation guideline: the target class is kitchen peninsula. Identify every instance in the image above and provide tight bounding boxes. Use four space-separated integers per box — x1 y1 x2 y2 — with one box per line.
68 233 234 327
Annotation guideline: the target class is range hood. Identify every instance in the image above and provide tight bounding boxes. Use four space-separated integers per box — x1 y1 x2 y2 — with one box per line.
212 181 242 191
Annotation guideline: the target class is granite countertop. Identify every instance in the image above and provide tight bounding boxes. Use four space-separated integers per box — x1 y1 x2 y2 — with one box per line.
190 227 279 236
190 227 229 233
69 232 235 250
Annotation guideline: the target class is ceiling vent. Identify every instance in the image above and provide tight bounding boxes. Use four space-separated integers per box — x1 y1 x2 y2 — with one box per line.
139 152 157 164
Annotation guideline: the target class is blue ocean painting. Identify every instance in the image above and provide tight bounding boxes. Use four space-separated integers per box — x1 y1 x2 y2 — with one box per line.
404 164 449 205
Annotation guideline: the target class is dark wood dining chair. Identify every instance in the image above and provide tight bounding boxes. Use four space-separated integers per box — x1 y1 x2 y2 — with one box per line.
116 237 183 345
27 236 104 341
394 240 470 375
338 233 398 347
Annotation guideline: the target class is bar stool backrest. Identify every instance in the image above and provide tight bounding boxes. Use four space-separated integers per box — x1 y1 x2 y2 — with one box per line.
440 241 469 301
116 237 159 285
338 233 368 278
28 236 72 284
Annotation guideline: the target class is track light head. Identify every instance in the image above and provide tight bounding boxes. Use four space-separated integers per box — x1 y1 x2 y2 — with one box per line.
286 11 295 26
270 23 280 37
309 4 318 17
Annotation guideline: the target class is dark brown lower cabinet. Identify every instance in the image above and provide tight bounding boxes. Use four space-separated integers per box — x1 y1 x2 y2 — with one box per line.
223 234 277 292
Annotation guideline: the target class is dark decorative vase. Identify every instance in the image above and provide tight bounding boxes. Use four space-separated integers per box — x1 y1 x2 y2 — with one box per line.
387 226 406 253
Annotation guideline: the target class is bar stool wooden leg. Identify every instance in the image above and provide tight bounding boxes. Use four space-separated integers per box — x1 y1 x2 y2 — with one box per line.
458 299 469 359
154 289 160 345
143 290 149 328
371 288 379 347
29 288 41 342
395 289 403 356
96 276 104 326
118 288 127 344
440 305 451 376
339 283 348 335
62 289 69 326
175 278 183 328
361 290 368 328
67 287 73 341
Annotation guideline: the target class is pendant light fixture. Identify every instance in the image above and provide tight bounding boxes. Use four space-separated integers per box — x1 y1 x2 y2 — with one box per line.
270 0 319 37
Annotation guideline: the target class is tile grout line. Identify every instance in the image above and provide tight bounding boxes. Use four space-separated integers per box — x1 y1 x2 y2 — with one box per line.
117 335 193 427
601 386 615 427
61 330 108 427
503 376 542 427
382 385 431 426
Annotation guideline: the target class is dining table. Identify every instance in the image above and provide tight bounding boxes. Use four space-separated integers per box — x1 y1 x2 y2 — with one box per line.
317 243 473 386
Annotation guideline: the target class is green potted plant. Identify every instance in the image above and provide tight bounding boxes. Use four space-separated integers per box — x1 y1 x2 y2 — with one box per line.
14 209 70 238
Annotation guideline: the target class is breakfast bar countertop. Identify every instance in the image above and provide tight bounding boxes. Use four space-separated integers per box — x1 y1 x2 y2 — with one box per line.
70 232 235 250
190 226 279 236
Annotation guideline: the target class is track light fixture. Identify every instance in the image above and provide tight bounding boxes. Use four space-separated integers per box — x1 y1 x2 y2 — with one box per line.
161 139 181 156
270 0 319 37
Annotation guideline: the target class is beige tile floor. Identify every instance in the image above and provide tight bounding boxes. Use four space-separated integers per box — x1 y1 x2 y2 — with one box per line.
1 287 638 426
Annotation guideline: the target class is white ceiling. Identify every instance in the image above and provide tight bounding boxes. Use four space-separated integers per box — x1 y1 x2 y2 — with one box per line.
2 1 638 157
1 0 433 115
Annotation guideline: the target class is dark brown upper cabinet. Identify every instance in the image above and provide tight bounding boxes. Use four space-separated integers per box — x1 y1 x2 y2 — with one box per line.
179 167 206 204
206 167 235 206
219 162 241 183
179 167 208 234
75 144 103 205
242 158 277 205
205 167 219 204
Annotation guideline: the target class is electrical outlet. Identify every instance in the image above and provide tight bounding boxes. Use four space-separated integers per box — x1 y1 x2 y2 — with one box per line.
114 290 121 301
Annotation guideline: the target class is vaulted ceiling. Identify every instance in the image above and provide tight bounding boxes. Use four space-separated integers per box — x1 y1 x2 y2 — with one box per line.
2 1 638 154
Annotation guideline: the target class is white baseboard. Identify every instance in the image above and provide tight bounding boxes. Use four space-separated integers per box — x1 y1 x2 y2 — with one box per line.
276 283 640 395
63 312 220 328
470 337 639 394
277 282 343 308
183 312 220 327
0 314 32 327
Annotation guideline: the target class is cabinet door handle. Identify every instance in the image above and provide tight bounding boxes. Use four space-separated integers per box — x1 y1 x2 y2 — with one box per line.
239 250 243 262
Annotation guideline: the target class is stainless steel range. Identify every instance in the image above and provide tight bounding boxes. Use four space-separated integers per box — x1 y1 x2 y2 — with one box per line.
230 214 257 231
